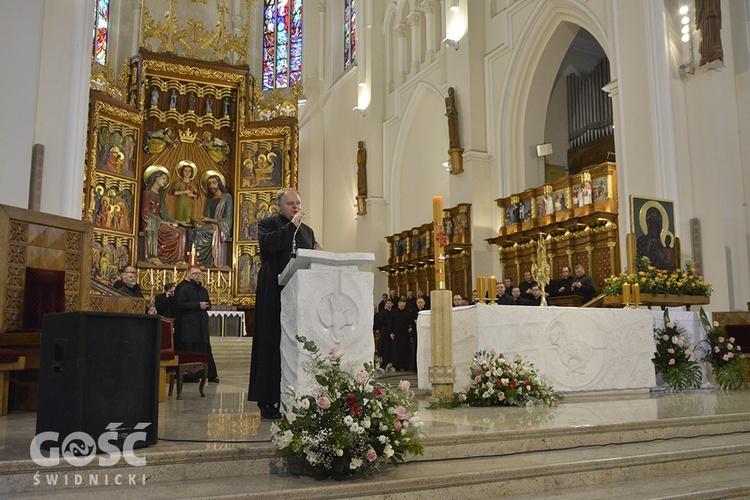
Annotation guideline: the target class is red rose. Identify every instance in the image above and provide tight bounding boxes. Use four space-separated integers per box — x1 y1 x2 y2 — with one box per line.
524 379 530 385
509 380 517 389
373 387 383 398
347 394 357 405
350 404 363 415
498 354 504 359
495 380 503 387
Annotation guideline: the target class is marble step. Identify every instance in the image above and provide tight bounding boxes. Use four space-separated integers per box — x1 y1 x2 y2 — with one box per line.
4 412 750 496
12 430 750 498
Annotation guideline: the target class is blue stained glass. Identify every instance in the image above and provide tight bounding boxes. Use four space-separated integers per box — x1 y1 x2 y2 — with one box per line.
344 0 356 69
262 0 303 90
93 0 109 65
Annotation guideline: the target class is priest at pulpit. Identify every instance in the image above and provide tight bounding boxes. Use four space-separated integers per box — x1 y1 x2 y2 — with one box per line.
248 188 323 420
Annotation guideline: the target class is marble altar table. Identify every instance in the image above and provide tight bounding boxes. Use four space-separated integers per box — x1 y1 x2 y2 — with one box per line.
417 305 657 393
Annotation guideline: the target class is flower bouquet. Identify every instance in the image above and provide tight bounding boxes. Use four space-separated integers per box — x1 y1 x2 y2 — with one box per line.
456 350 560 407
271 336 424 478
652 312 701 391
697 308 749 390
603 256 712 297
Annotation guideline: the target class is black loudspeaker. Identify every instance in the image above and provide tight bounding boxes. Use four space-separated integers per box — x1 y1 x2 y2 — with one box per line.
36 312 161 451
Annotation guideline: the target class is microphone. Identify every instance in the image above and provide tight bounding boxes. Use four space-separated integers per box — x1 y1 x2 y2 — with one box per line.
290 212 304 258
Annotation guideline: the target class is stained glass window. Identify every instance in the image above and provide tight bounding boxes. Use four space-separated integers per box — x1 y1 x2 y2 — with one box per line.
93 0 110 65
263 0 303 90
344 0 356 69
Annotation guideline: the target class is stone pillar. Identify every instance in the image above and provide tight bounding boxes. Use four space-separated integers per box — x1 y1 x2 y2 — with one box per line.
395 23 408 84
428 289 455 400
421 0 436 62
407 11 421 74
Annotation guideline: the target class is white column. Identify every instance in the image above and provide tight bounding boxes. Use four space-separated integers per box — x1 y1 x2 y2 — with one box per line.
395 22 408 84
35 0 93 218
131 0 141 56
407 11 422 74
318 1 326 81
421 0 436 63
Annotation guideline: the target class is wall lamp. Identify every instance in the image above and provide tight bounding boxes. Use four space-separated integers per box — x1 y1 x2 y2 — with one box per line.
442 37 459 50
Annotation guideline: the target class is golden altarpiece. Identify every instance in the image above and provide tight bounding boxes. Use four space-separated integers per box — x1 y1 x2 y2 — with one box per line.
84 1 304 334
379 204 473 300
487 162 620 296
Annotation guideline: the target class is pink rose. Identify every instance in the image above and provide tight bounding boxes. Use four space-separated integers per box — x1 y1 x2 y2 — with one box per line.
723 354 730 361
330 346 344 359
668 359 675 365
366 449 377 462
674 319 680 325
727 344 734 350
458 393 467 402
399 380 411 391
541 390 548 397
317 397 331 409
729 337 736 343
394 420 402 431
667 348 674 354
474 375 482 383
474 365 482 372
718 337 725 343
356 371 369 384
497 392 505 401
728 352 734 359
662 335 670 341
676 339 684 347
714 346 720 353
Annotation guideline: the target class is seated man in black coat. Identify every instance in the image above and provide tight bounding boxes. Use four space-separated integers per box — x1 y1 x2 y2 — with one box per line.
115 265 156 314
495 283 515 305
571 264 596 303
511 286 531 305
547 266 575 297
155 282 176 318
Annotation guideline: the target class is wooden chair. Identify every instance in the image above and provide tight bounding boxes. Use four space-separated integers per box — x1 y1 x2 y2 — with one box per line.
161 320 207 400
159 319 179 402
0 351 26 416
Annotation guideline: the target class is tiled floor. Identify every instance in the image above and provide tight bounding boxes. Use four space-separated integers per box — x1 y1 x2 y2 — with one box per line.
2 365 749 465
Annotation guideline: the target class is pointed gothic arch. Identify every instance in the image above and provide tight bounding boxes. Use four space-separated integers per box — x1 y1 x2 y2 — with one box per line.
495 1 613 196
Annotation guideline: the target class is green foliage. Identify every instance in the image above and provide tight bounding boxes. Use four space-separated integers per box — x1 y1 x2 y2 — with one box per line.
697 309 749 390
652 319 702 391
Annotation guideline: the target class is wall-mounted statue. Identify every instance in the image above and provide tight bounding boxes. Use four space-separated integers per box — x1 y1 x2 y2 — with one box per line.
356 140 367 215
172 160 200 224
696 0 723 66
445 87 460 150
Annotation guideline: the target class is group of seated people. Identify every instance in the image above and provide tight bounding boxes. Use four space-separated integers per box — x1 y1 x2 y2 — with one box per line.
111 264 220 383
456 265 596 307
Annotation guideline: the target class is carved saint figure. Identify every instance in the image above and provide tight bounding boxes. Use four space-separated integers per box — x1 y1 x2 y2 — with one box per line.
141 168 188 264
188 173 233 268
356 140 367 197
445 87 460 150
696 0 723 66
172 162 199 224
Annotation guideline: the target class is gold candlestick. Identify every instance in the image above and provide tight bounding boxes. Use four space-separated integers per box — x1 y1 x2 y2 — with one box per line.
632 283 640 308
433 196 446 290
487 276 497 304
476 276 485 304
622 283 631 307
530 234 551 307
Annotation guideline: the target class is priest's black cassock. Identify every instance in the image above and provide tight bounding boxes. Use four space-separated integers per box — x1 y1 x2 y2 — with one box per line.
390 306 413 371
248 213 316 405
